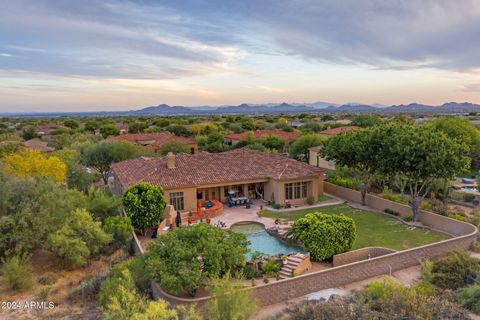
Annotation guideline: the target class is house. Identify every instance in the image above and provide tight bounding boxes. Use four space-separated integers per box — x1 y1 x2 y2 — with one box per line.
24 139 55 152
224 130 300 153
115 123 129 134
110 132 198 154
319 126 360 136
309 126 360 170
111 148 324 212
35 123 67 141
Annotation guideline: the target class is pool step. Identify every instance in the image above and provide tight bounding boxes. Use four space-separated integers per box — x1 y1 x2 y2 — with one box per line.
279 255 306 279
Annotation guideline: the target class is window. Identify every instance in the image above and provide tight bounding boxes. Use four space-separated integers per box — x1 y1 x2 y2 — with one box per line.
169 192 184 211
285 182 308 200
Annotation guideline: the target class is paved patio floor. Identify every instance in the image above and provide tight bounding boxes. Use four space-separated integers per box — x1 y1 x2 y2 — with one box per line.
210 200 276 228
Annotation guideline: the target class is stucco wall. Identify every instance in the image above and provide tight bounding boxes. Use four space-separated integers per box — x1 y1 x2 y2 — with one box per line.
309 149 335 170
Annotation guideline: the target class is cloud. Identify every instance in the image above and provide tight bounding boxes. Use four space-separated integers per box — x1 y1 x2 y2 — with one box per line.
462 83 480 92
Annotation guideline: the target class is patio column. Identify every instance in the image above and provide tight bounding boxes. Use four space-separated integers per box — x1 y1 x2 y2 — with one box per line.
242 184 249 197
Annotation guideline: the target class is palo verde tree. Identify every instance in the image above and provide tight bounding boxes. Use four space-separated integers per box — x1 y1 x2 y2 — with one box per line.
375 123 470 221
81 140 136 184
320 128 377 205
122 182 166 235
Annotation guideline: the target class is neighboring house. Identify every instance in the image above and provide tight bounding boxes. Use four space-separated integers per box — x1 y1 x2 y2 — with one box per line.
24 139 55 152
116 123 129 134
35 123 67 141
322 119 352 125
224 129 300 153
309 126 361 170
110 132 198 154
112 148 324 212
319 126 360 136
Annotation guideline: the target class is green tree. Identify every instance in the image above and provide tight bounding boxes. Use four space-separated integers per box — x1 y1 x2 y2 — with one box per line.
166 125 192 137
374 124 470 221
291 212 356 261
204 274 258 320
87 187 121 221
321 129 376 205
352 114 382 127
143 223 249 295
63 119 79 129
258 135 285 152
129 121 148 133
100 124 120 138
289 133 325 161
46 208 112 267
103 217 134 249
81 141 136 183
122 183 166 235
159 141 190 155
1 254 34 291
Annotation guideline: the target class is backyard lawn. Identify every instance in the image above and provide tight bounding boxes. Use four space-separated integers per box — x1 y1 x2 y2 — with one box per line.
260 204 449 250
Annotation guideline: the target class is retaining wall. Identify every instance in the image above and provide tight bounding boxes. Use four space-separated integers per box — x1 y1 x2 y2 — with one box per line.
142 182 477 306
332 247 396 267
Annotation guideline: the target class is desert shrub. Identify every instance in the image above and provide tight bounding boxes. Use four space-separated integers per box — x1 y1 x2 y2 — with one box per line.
38 271 57 285
456 284 480 314
291 212 356 261
403 216 413 222
143 223 249 295
463 193 476 202
449 214 466 222
306 195 315 205
272 203 282 209
450 191 464 201
328 176 358 190
47 208 112 267
471 241 480 253
473 199 480 206
87 187 121 221
261 258 280 276
430 251 480 290
39 286 52 300
380 187 404 203
103 217 134 249
384 208 399 216
242 265 256 279
430 198 448 216
1 254 33 291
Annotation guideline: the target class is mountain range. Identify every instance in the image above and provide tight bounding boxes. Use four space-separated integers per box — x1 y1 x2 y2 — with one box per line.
4 102 480 117
132 102 480 115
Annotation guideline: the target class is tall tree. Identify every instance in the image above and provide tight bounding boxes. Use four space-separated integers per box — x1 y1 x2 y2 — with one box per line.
375 124 469 221
320 129 376 205
289 133 325 161
159 141 190 155
81 141 136 183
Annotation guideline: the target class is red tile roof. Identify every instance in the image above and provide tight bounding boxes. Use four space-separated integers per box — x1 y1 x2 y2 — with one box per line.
110 132 197 150
320 126 360 136
35 124 67 136
224 130 300 142
24 139 55 152
112 148 323 190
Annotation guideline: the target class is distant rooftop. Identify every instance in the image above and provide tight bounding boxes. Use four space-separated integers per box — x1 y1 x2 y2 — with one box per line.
224 130 300 142
319 126 360 136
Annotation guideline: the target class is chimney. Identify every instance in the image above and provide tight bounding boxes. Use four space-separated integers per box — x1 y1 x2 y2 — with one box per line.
167 152 175 169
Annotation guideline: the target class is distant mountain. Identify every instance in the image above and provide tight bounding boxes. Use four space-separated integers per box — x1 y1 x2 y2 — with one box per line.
5 101 480 117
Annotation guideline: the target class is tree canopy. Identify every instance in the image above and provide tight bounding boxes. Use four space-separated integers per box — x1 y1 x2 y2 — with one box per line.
122 182 166 234
159 141 190 155
143 223 249 295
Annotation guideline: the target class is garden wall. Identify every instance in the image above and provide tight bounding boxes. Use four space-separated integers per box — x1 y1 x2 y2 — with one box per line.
144 182 477 307
332 247 396 267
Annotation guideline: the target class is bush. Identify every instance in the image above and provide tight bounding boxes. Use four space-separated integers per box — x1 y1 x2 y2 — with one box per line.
463 193 476 202
1 254 34 291
380 187 404 203
87 187 121 221
471 241 480 253
122 183 166 235
449 214 466 222
272 203 282 209
103 217 134 249
403 216 413 222
384 208 399 216
328 176 358 190
456 284 480 313
451 191 465 201
262 258 280 276
430 251 480 290
306 195 315 205
291 212 356 261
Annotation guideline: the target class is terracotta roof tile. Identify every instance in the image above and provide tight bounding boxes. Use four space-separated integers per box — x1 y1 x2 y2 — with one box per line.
24 139 55 152
319 126 360 135
112 148 323 190
224 130 300 142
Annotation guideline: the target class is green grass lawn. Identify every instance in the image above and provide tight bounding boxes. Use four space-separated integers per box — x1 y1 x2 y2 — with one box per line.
260 204 449 251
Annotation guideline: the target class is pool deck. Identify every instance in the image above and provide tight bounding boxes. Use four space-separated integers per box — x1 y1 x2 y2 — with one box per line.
210 200 276 228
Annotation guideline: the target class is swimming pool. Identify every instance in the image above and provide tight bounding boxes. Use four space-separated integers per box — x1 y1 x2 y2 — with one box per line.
231 222 304 259
462 186 479 192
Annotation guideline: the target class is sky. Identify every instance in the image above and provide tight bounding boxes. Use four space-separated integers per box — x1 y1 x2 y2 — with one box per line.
1 0 480 112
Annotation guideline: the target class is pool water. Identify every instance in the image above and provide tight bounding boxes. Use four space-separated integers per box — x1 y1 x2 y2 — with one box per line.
231 222 304 259
462 186 479 192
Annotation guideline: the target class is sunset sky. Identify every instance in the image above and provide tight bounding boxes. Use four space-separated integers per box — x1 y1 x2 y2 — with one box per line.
1 0 480 112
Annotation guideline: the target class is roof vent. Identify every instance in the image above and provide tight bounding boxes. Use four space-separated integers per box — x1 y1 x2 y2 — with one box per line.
167 152 175 169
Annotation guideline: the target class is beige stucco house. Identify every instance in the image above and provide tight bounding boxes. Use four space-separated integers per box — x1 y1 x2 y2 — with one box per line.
112 148 324 213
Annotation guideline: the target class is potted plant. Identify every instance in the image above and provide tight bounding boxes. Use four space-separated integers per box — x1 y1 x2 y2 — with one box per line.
281 255 288 265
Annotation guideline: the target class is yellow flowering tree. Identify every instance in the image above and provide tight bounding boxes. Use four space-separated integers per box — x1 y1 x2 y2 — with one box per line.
2 149 67 183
